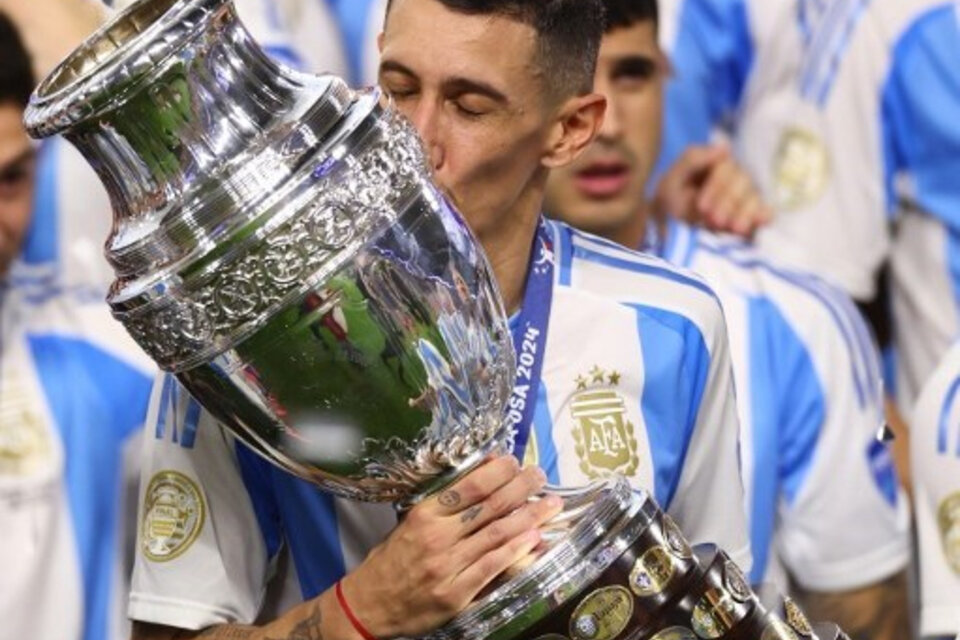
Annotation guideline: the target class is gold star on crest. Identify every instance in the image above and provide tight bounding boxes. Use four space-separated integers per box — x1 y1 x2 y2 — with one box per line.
575 375 588 391
590 365 606 384
608 371 621 386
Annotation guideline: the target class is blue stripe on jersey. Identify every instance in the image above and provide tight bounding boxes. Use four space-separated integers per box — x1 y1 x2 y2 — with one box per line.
698 241 874 408
948 225 960 320
800 0 871 105
155 375 174 441
270 474 346 598
866 439 899 507
28 335 152 640
330 0 381 85
571 242 717 300
533 381 561 485
233 446 348 598
881 4 960 227
181 397 201 449
264 45 305 71
744 296 825 578
21 141 59 266
234 445 285 560
155 375 202 449
938 375 960 455
659 0 754 172
628 304 710 510
555 221 574 287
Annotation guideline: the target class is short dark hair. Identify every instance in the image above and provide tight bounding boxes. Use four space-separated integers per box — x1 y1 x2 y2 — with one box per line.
0 11 34 109
602 0 658 32
385 0 605 99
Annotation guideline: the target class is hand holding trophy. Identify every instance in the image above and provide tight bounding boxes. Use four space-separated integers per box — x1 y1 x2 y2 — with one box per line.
25 1 849 638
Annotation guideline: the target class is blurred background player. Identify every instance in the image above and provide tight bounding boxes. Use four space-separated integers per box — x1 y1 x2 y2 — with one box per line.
543 1 911 638
0 10 154 640
656 0 960 415
912 341 960 639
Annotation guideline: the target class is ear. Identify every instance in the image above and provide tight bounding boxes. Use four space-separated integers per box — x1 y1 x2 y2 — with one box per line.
541 93 607 169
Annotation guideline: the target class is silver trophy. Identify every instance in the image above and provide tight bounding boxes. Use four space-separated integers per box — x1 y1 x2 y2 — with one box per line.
25 1 847 639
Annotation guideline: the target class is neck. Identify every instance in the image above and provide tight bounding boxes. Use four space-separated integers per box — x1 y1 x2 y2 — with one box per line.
607 200 652 251
477 172 548 315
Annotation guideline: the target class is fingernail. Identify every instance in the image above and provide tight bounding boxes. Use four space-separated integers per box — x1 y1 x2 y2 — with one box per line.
546 494 563 511
535 467 548 484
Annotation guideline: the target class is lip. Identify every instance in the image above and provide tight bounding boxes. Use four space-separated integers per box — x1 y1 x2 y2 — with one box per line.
574 160 631 199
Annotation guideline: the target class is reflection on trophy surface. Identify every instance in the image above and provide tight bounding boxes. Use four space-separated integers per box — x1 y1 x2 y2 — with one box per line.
24 0 847 638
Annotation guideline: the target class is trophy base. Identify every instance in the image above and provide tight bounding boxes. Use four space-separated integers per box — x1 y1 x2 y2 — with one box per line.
426 477 829 640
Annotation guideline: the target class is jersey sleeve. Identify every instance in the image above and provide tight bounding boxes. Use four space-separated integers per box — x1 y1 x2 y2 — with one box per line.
128 374 274 630
880 4 960 228
659 0 755 170
771 285 910 590
666 301 753 573
912 343 960 637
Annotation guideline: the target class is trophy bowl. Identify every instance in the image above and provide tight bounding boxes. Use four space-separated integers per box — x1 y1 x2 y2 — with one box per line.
25 1 851 639
25 0 518 504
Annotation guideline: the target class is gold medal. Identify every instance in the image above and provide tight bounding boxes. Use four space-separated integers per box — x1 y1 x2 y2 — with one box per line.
773 128 830 210
938 491 960 574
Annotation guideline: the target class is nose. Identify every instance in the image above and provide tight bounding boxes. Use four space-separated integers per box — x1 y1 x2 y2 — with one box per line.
597 89 622 141
402 98 445 171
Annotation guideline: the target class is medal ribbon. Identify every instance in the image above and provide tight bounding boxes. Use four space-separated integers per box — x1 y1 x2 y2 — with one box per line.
506 218 555 462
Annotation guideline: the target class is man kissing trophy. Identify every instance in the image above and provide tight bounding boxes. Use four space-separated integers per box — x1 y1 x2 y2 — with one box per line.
25 0 849 638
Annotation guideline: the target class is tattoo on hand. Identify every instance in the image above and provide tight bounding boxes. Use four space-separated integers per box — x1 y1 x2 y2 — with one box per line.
438 489 461 508
266 606 323 640
460 504 483 524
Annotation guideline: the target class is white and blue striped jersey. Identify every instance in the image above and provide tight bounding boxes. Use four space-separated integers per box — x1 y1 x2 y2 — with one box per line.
1 139 154 640
655 220 909 590
659 0 960 406
912 341 960 637
128 219 750 630
328 0 387 86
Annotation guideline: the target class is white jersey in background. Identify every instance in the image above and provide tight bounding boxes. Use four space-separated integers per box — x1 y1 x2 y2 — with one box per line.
329 0 388 86
1 139 155 640
654 220 909 590
912 342 960 638
129 219 750 630
660 0 960 405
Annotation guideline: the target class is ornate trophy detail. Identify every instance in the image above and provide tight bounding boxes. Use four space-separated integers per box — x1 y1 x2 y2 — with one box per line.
25 1 850 639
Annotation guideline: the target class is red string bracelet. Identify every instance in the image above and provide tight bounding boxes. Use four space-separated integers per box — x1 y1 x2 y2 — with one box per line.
335 580 379 640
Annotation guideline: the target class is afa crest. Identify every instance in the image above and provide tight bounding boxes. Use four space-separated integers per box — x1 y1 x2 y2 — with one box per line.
773 127 830 211
571 366 639 479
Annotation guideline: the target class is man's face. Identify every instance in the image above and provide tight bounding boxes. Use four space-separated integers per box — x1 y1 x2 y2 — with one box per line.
0 102 35 277
379 0 556 239
544 20 663 238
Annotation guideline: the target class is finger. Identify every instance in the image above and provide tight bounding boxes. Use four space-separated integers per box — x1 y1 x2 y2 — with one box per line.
706 171 752 230
654 176 699 222
729 196 768 237
678 144 730 177
457 465 549 535
426 455 521 517
454 491 562 568
696 160 738 218
450 529 543 601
